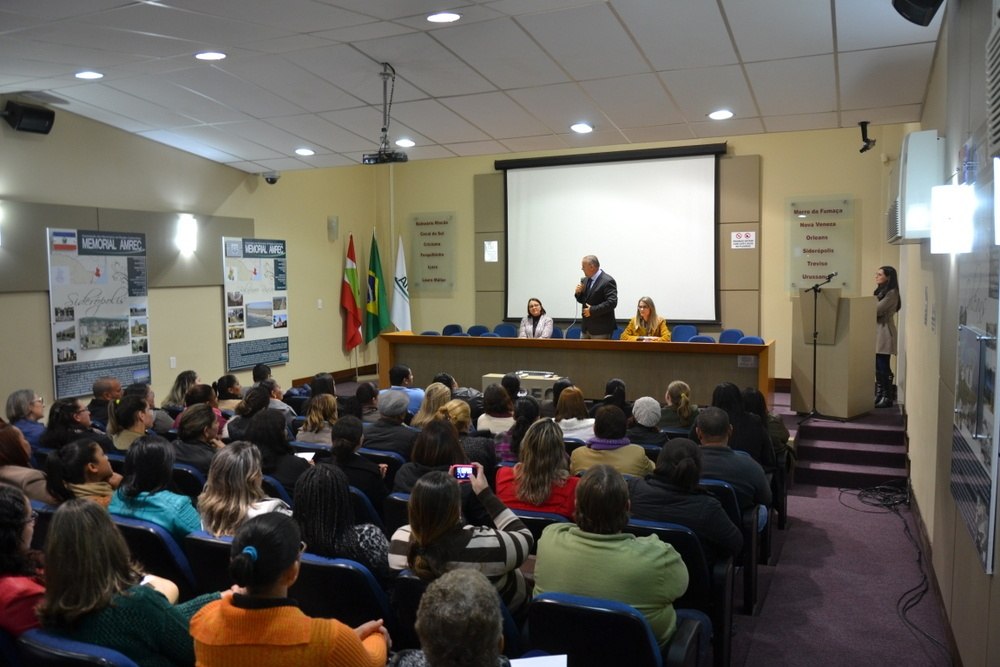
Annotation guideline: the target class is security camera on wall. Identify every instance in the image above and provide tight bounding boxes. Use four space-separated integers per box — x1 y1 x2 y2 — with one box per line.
262 171 280 185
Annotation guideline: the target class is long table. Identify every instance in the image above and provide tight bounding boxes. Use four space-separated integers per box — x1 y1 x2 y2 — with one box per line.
378 333 774 406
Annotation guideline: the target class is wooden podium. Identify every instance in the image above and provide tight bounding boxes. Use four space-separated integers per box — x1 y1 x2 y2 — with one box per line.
791 293 875 419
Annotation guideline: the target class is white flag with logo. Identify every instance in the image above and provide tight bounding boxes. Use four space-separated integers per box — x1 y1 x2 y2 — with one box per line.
391 237 412 332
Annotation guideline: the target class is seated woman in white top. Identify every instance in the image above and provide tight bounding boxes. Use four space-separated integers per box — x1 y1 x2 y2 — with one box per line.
518 298 554 339
555 386 595 442
198 441 291 537
475 385 515 435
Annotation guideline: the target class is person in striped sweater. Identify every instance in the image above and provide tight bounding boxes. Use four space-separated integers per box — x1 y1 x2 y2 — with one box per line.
387 464 534 614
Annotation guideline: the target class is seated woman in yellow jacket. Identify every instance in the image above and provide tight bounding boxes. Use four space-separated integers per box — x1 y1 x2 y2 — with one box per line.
620 296 671 341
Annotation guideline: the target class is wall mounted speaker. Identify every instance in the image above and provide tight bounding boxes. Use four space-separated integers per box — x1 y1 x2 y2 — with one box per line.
327 216 339 242
2 101 55 134
892 0 944 26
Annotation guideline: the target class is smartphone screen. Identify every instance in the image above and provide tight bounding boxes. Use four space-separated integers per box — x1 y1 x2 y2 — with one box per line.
451 464 474 481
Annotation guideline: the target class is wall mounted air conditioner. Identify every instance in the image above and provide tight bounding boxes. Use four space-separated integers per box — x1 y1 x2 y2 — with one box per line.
888 129 944 244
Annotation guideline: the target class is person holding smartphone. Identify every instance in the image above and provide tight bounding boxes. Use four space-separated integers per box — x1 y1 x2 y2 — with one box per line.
387 463 534 615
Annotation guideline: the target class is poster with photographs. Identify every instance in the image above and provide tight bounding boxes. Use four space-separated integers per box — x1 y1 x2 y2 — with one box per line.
222 237 289 371
46 229 151 399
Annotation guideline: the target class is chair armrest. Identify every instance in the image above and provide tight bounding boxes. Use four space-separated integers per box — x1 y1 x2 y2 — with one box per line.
663 617 701 667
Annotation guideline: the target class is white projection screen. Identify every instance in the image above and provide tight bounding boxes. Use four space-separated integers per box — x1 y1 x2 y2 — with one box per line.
501 148 722 325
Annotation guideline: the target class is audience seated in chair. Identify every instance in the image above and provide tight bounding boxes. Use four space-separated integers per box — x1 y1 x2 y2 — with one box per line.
387 467 534 615
0 423 60 505
431 400 497 484
380 365 426 416
108 436 202 541
389 569 510 667
295 393 339 445
554 386 595 442
321 416 388 515
0 486 45 636
364 390 419 460
659 380 700 431
496 419 579 520
5 388 46 449
432 372 484 423
243 409 310 499
45 439 122 508
293 464 392 584
190 512 389 666
392 420 491 527
533 465 691 648
39 398 113 453
476 384 515 436
494 395 541 464
163 370 199 412
39 499 219 665
627 396 670 447
198 441 291 537
698 383 775 471
695 407 771 530
570 405 654 478
539 377 574 419
86 376 122 431
627 438 742 562
410 383 452 430
107 395 154 452
173 403 225 474
588 378 632 419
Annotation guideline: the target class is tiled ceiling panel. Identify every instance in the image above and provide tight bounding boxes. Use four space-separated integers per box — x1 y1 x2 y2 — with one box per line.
0 0 945 172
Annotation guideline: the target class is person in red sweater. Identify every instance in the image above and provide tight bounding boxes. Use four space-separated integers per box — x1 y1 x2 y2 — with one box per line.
190 512 389 667
495 419 579 519
0 485 44 636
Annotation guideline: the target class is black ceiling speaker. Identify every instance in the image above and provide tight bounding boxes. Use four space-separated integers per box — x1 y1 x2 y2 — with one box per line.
2 100 55 134
892 0 945 26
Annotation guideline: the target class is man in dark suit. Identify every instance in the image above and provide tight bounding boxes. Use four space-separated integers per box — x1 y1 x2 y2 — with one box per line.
574 254 618 339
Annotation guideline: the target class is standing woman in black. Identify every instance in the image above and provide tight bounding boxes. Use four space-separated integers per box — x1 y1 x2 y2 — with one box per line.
875 266 902 408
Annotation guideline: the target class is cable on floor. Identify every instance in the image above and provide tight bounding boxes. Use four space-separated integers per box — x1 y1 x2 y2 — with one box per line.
838 482 953 667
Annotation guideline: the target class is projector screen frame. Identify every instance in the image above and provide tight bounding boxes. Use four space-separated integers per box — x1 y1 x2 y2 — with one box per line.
496 144 727 327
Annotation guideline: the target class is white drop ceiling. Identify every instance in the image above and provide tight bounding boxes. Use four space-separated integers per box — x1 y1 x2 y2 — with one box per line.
0 0 944 173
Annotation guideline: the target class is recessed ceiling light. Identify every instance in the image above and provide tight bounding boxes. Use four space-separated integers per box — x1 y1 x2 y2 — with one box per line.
195 51 227 61
74 71 104 80
295 148 315 156
427 12 461 23
708 109 734 120
570 122 594 134
395 138 415 148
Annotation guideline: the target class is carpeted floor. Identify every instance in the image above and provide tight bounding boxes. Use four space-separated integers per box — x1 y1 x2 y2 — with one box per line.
731 484 952 666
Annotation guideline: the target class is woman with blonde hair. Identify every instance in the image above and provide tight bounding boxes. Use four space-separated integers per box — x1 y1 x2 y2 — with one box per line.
198 441 291 537
620 296 670 341
496 419 579 519
554 386 595 441
410 382 452 429
435 399 497 481
659 380 699 429
295 393 339 445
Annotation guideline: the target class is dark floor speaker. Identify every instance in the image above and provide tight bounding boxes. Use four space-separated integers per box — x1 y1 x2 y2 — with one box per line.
892 0 945 26
3 100 55 134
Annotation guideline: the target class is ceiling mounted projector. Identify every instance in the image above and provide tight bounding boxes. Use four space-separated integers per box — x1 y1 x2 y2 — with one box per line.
362 151 409 164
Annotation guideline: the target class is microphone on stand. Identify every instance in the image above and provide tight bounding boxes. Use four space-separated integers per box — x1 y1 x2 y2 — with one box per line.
827 272 838 280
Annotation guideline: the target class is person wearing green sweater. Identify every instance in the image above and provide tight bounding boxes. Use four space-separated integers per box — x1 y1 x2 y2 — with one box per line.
533 464 689 647
37 499 219 667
